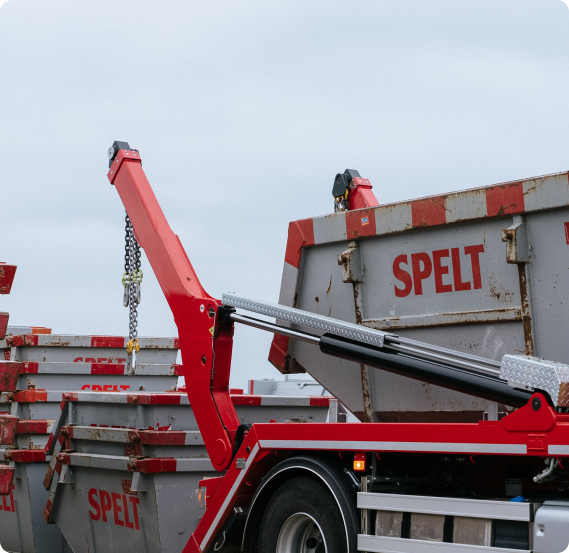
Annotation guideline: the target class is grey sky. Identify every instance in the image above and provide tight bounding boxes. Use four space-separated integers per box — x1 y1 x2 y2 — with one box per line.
1 0 569 392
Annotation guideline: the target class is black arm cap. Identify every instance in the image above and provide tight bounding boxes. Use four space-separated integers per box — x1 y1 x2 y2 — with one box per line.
108 141 131 168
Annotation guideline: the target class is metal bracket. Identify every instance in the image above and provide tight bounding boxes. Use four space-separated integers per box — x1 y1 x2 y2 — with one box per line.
502 219 530 264
338 243 364 283
131 471 148 493
58 464 75 484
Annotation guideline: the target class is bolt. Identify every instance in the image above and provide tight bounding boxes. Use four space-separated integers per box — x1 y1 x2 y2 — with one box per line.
200 305 205 313
201 356 206 364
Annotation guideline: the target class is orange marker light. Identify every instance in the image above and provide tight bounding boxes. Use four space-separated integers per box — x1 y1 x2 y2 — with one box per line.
353 452 366 472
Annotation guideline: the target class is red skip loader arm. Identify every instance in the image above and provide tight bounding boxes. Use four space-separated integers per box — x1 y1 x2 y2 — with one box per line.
107 144 239 471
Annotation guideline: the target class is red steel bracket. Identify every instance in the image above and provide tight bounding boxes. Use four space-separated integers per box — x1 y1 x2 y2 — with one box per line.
0 313 8 341
0 415 19 446
348 177 379 210
0 362 22 392
0 264 17 295
0 465 14 495
107 145 239 471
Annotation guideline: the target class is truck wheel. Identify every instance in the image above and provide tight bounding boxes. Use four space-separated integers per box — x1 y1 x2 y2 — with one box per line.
257 476 347 553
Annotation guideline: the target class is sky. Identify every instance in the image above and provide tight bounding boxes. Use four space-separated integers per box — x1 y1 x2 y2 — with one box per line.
1 0 569 397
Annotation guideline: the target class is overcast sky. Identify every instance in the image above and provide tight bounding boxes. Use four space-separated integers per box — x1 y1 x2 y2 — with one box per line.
1 0 569 393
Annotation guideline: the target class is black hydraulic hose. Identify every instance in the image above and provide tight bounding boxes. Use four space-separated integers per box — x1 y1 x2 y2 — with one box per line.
319 334 533 408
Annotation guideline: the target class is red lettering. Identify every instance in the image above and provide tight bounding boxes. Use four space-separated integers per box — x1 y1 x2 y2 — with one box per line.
81 385 90 390
1 489 14 512
117 358 127 364
451 248 471 291
393 255 412 298
92 385 103 391
411 252 432 295
112 492 124 526
88 489 101 520
85 358 96 363
103 385 113 392
73 357 84 363
120 385 130 391
100 490 112 522
97 358 108 363
123 494 134 529
464 244 484 290
129 496 140 530
432 249 452 293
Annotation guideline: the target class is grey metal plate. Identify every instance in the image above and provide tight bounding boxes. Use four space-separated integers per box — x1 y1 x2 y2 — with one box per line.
357 492 532 521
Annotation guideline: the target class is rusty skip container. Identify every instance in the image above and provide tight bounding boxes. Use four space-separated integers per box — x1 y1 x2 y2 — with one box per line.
269 171 569 422
0 391 71 553
0 333 180 395
0 360 181 394
42 391 332 553
0 454 71 553
1 334 178 364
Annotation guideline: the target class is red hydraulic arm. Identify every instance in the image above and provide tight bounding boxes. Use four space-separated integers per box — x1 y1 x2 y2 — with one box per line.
107 142 239 471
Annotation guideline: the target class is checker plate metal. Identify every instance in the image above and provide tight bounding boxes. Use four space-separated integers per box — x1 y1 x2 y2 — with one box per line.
500 354 569 406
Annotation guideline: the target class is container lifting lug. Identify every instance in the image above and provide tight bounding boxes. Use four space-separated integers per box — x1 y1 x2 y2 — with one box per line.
502 219 530 264
338 243 364 284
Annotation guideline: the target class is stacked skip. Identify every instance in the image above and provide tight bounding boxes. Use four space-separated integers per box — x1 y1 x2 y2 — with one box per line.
0 263 17 516
0 333 180 553
41 390 334 553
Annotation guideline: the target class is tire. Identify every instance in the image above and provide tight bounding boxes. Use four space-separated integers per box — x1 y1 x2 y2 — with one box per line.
257 476 349 553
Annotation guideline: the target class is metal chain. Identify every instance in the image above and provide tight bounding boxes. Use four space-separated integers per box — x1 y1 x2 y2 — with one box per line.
122 213 143 370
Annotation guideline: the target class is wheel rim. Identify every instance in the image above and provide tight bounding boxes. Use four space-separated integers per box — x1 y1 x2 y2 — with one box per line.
276 512 327 553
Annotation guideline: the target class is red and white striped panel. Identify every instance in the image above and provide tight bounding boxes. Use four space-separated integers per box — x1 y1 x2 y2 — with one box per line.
56 451 214 474
59 391 330 407
0 334 179 349
269 170 569 371
13 361 182 376
63 426 204 446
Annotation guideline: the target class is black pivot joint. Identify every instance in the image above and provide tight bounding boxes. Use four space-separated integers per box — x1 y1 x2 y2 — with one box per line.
332 169 361 213
108 141 131 168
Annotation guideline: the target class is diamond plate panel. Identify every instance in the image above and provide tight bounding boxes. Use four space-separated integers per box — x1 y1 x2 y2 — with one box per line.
500 354 569 406
222 293 389 347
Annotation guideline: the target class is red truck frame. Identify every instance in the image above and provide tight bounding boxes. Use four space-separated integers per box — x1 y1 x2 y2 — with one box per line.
107 142 569 553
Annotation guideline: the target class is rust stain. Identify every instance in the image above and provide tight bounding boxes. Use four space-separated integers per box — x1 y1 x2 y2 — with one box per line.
353 287 363 325
494 203 516 218
517 265 535 356
360 364 373 423
487 275 515 303
326 274 332 295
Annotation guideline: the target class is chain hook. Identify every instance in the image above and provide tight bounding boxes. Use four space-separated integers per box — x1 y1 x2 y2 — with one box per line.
123 213 143 371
